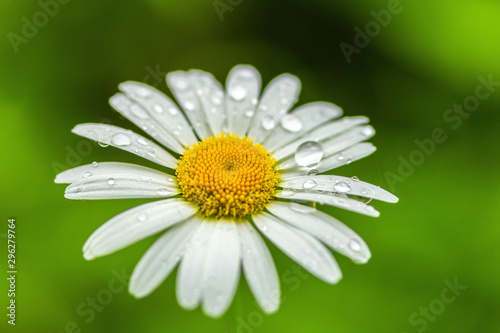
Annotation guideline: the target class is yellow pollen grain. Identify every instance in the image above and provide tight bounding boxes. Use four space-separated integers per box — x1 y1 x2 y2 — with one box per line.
176 133 280 218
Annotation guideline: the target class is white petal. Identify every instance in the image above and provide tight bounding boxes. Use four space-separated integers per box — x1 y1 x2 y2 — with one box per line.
176 219 215 310
71 123 178 168
253 212 341 284
118 81 198 147
280 142 377 177
263 102 342 153
189 70 225 136
273 116 369 161
109 93 186 153
225 65 262 137
267 201 371 263
83 199 197 260
280 175 398 203
62 163 178 200
237 221 280 313
129 218 200 298
247 74 301 143
167 71 212 139
319 125 375 158
275 190 380 217
202 220 241 317
55 162 173 184
315 142 377 173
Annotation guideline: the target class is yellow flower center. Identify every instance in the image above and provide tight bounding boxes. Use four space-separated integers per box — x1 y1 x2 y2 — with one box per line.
176 133 280 218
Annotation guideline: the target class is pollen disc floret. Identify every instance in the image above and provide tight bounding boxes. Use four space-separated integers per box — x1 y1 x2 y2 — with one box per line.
176 133 280 218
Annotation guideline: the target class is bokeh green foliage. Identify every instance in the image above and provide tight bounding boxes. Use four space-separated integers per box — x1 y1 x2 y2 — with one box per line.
1 0 500 332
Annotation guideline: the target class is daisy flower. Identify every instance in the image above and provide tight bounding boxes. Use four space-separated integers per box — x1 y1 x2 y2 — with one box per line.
55 65 398 317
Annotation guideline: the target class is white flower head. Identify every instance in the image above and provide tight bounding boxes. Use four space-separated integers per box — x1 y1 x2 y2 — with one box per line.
55 65 398 317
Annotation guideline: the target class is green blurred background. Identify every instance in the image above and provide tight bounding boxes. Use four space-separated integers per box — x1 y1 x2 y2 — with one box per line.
1 0 500 332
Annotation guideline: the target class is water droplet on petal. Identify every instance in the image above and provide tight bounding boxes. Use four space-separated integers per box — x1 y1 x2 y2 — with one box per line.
156 188 172 196
92 161 99 168
83 172 92 178
134 87 152 98
152 104 164 113
229 85 247 101
261 116 276 130
360 188 368 195
295 141 324 168
237 68 253 79
351 176 359 182
362 127 374 137
167 176 174 182
130 104 149 119
302 179 317 189
111 133 132 146
211 94 222 105
337 153 345 161
330 237 340 248
145 149 156 157
334 182 351 193
327 177 333 183
348 239 362 252
308 169 319 175
244 109 254 117
184 101 195 111
98 142 109 148
280 188 296 197
107 178 115 186
168 107 178 115
174 78 189 90
280 115 303 132
136 137 148 146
